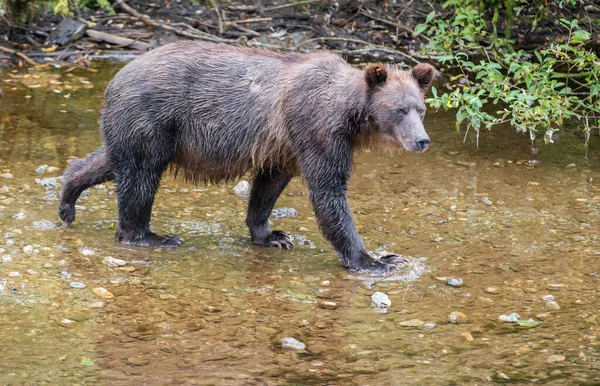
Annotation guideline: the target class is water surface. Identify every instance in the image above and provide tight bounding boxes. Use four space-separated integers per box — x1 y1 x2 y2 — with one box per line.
0 64 599 385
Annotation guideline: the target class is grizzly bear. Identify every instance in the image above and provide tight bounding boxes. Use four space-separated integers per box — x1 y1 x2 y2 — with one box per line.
59 41 435 273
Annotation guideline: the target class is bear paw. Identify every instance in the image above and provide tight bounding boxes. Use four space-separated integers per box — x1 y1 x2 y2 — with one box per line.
120 232 184 248
253 230 294 249
59 203 76 225
350 253 408 274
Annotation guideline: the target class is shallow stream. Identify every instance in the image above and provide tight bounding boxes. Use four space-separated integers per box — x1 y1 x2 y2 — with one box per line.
0 64 599 385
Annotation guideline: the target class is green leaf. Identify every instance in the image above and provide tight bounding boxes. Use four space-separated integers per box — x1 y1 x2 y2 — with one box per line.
58 355 66 361
414 24 427 36
426 10 436 24
517 319 541 328
80 359 95 367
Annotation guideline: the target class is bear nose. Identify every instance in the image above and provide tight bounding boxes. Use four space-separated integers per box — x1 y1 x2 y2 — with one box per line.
415 135 430 151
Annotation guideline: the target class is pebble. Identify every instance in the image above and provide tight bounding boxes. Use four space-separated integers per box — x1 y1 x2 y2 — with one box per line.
485 287 502 294
542 294 555 301
32 220 58 230
233 180 251 198
102 256 127 267
26 270 37 275
6 240 15 247
79 247 96 256
2 255 13 263
462 332 474 341
69 281 87 289
371 292 391 309
448 311 468 324
433 237 443 242
423 322 436 329
482 197 493 206
13 212 27 221
318 301 338 310
1 173 13 179
447 278 463 287
23 245 34 254
59 319 76 327
491 372 510 381
35 177 60 190
271 208 298 219
281 337 306 350
547 354 566 364
399 319 425 328
8 271 20 277
545 301 561 310
89 301 105 308
60 271 72 279
499 313 520 323
549 369 562 376
92 287 114 299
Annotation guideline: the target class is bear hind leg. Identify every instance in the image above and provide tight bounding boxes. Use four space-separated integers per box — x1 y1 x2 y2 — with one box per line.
113 141 182 248
59 146 114 225
246 169 293 249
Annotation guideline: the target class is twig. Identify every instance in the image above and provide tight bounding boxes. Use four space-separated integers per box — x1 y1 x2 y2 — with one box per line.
263 0 320 12
230 24 260 37
359 10 413 34
0 46 38 66
296 37 421 64
115 0 235 44
223 17 272 25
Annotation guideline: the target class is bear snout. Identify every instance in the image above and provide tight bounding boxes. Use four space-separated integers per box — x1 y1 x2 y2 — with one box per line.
415 135 430 151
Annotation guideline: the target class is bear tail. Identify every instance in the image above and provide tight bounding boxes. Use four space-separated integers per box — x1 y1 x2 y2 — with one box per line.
59 146 114 225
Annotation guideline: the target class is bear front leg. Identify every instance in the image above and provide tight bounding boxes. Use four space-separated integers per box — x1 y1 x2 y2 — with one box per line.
302 153 406 273
246 169 294 249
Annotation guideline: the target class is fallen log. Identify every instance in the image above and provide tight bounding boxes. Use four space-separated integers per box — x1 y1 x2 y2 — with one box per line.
85 30 152 51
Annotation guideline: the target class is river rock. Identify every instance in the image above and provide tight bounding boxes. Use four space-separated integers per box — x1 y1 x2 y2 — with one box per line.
35 177 60 190
485 287 502 294
499 313 520 323
69 281 87 289
103 256 127 267
233 180 251 198
447 278 463 287
448 311 468 324
318 301 338 310
282 337 306 350
399 319 425 328
271 208 298 219
371 292 391 309
92 287 114 299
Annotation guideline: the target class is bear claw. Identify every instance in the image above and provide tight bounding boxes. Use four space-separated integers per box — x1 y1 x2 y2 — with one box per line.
255 230 294 250
350 253 408 274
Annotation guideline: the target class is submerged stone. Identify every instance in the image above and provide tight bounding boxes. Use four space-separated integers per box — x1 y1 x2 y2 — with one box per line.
371 292 391 309
448 311 468 324
282 337 306 350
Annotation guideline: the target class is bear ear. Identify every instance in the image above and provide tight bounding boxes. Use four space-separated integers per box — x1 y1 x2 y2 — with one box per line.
364 63 388 89
411 63 436 92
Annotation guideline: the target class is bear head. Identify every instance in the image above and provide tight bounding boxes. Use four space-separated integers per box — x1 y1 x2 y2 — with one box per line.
365 62 436 152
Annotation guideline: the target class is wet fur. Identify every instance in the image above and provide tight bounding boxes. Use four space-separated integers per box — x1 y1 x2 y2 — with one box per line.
59 41 435 272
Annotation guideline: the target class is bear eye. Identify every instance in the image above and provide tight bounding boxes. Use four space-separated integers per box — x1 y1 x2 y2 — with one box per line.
396 108 407 116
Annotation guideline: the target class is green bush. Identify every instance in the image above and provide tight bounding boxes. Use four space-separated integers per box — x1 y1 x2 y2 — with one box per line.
415 0 599 148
